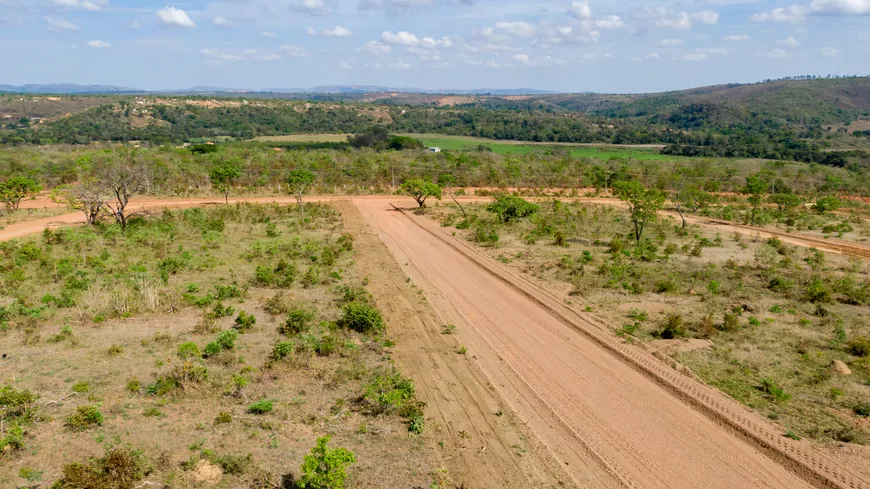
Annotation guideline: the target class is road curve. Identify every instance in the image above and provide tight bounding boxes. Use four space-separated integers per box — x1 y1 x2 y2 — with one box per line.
354 198 869 489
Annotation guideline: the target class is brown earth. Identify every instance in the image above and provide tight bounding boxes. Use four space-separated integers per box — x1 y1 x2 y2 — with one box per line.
4 196 870 488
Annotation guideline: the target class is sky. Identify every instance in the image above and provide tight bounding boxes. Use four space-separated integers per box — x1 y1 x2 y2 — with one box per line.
0 0 868 93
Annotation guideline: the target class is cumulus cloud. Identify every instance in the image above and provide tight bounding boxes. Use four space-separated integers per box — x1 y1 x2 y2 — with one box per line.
657 38 683 46
157 7 196 28
340 61 352 69
766 48 791 58
86 39 111 48
212 17 232 26
595 16 624 29
513 53 530 65
201 48 244 64
723 34 750 41
658 10 719 29
569 1 592 20
127 20 141 30
778 36 801 47
495 21 536 38
292 0 331 14
359 0 434 12
392 61 412 70
324 25 352 37
278 44 308 57
44 17 79 31
50 0 108 11
358 40 391 57
820 46 841 56
810 0 870 15
679 53 707 61
751 5 809 23
261 31 278 38
381 31 453 47
547 25 600 45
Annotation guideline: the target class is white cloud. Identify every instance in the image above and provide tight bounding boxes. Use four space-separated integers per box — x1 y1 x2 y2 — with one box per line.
679 53 707 61
340 61 351 69
324 26 352 37
778 36 801 48
495 21 536 38
595 16 624 30
766 48 791 59
359 0 434 12
646 53 659 59
261 31 277 38
44 17 79 31
157 7 196 28
463 41 518 53
810 0 870 15
548 25 600 45
358 40 391 57
569 1 592 20
201 48 283 65
657 38 683 46
292 0 330 14
392 61 411 70
86 39 111 48
381 31 420 46
820 47 841 56
278 45 308 57
708 48 728 56
513 53 530 65
650 9 720 29
50 0 108 11
212 17 232 26
723 34 749 41
127 20 141 30
750 5 809 23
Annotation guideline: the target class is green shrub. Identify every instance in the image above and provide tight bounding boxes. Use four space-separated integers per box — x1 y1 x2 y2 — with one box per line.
707 281 720 295
280 307 316 335
204 329 239 357
214 284 243 301
215 411 232 424
854 404 870 417
297 436 356 489
209 302 236 319
126 378 141 394
248 400 274 414
107 344 124 356
51 447 147 489
71 382 89 394
486 194 540 223
233 311 257 332
848 337 870 357
65 405 104 431
362 371 416 415
200 450 252 476
768 276 793 292
658 314 685 339
805 277 831 303
177 342 201 359
473 226 499 247
254 265 275 286
759 378 791 403
302 266 320 288
654 278 677 294
338 302 385 334
271 341 295 362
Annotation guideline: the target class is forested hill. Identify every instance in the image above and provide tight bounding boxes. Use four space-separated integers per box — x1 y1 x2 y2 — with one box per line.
1 77 869 167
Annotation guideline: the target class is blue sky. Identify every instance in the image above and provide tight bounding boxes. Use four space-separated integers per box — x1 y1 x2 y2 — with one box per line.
0 0 867 93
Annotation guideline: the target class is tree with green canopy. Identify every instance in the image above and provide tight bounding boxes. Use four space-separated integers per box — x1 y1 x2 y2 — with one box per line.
400 179 442 208
613 180 666 242
0 177 42 210
209 161 242 204
287 169 317 218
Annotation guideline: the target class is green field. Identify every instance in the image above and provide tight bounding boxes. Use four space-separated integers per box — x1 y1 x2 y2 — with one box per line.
253 133 678 161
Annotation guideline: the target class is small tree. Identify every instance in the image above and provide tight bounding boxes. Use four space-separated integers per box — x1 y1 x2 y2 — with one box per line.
0 177 41 210
613 181 665 242
743 174 768 226
297 435 356 489
51 180 106 225
814 196 842 214
672 185 712 229
400 180 442 208
486 194 539 223
210 162 242 204
287 169 316 219
99 160 151 230
769 193 803 213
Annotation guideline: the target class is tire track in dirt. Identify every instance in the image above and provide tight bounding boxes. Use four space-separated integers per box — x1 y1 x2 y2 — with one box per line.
359 198 870 489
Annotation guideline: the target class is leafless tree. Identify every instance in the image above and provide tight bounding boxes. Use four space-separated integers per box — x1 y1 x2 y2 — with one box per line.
51 179 107 225
99 159 152 230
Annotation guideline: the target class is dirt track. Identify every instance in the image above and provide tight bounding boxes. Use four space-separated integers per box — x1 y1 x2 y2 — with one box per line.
3 196 870 488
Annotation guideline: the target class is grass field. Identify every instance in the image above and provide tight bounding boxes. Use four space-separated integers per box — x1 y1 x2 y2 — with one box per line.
252 133 676 161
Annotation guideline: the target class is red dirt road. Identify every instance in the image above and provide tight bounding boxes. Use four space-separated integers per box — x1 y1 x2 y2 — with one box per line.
355 198 868 489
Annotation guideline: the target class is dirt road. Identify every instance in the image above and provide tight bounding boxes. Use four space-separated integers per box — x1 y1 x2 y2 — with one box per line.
355 198 869 489
2 196 869 488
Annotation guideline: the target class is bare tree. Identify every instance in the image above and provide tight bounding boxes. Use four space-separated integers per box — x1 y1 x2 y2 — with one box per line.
51 180 107 225
99 159 151 230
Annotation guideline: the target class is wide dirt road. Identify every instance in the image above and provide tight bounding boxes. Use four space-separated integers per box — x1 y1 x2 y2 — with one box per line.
355 198 867 489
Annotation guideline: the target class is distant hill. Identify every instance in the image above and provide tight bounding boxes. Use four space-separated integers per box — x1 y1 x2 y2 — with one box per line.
0 84 140 94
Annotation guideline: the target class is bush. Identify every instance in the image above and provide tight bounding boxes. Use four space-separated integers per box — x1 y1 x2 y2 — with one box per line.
658 314 685 339
854 404 870 417
805 277 831 303
205 329 239 357
486 194 539 223
297 435 356 489
362 371 416 415
177 342 201 359
52 448 147 489
848 337 870 357
759 378 791 403
271 341 295 362
65 405 104 431
814 196 842 214
338 302 385 334
233 311 257 332
280 307 316 335
473 226 499 247
248 400 273 414
215 411 232 424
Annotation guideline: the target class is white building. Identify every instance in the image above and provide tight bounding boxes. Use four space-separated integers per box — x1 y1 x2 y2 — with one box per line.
428 147 441 153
